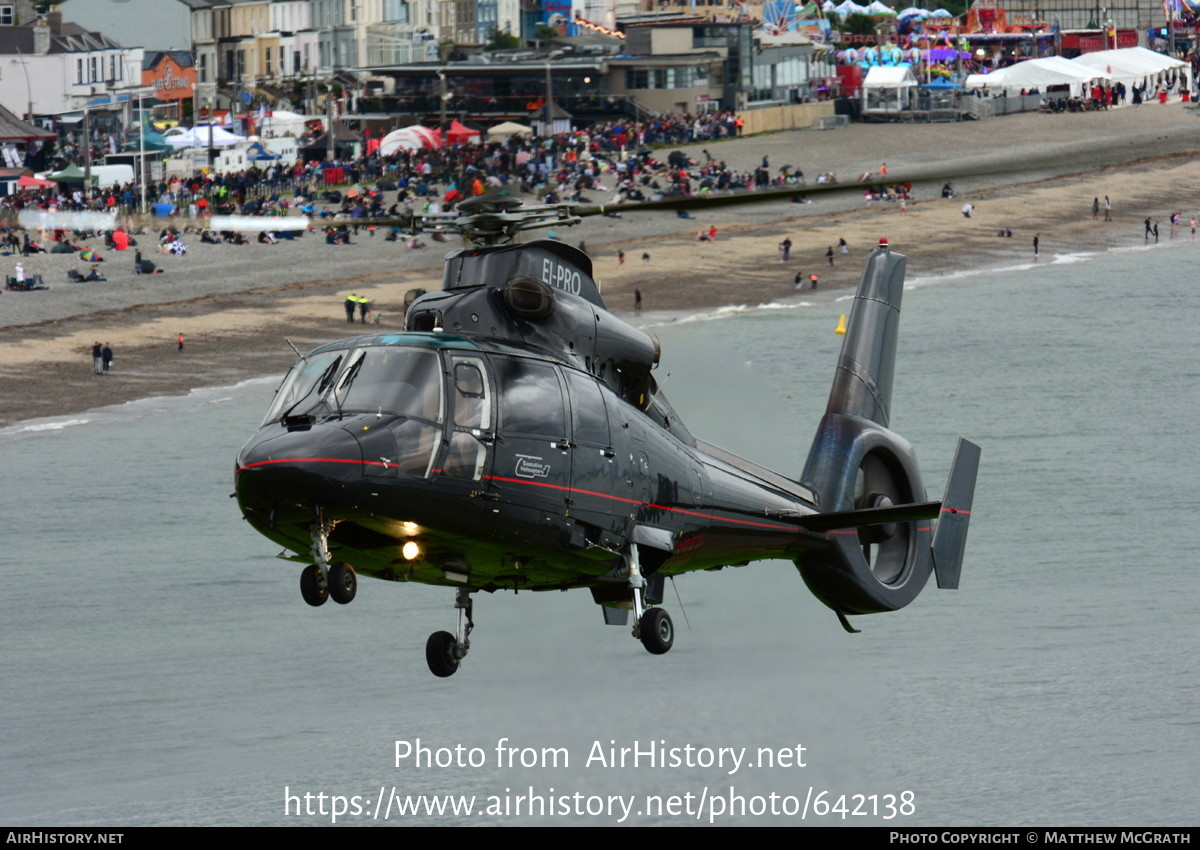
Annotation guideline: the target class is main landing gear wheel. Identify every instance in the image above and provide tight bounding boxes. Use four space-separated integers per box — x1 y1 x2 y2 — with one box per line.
328 562 357 604
426 631 460 677
639 607 674 655
300 564 328 607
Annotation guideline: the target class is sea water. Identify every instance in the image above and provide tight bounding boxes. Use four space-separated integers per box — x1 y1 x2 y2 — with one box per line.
1 240 1196 826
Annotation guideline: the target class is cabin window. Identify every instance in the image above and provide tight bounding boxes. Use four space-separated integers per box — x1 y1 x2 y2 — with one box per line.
493 357 566 437
564 370 609 446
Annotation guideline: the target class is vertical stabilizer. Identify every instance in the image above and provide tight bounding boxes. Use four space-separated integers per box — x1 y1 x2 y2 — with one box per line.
826 246 906 426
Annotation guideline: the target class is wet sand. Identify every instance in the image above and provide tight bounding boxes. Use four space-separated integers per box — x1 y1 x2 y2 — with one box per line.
3 102 1200 428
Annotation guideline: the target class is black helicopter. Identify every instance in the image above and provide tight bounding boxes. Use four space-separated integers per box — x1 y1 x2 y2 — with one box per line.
234 194 979 678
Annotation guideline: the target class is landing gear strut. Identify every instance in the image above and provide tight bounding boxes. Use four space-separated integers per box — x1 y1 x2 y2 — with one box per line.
626 545 675 656
427 587 474 677
301 512 357 607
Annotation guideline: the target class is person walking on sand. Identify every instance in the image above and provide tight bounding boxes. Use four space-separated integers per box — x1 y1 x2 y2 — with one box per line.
1104 196 1112 221
1033 233 1039 257
826 246 834 267
809 273 819 289
642 252 650 263
1092 197 1100 220
1144 217 1153 240
618 250 625 266
177 333 185 352
345 294 356 323
634 288 643 312
101 343 113 374
92 341 103 375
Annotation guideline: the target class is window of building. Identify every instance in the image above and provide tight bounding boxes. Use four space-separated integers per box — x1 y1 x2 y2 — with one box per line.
0 6 14 27
76 58 84 84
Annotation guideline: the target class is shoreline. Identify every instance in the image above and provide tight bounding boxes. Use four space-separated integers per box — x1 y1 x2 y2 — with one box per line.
4 106 1200 428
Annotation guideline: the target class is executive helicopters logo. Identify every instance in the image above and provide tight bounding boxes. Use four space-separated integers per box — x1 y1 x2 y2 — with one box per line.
515 455 551 479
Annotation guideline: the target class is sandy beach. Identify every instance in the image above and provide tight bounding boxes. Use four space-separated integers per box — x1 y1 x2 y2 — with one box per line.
4 101 1200 428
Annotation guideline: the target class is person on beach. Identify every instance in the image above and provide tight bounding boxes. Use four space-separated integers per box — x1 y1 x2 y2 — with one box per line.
634 288 643 312
92 342 103 375
345 295 356 323
1104 196 1112 221
838 238 849 255
359 296 370 324
826 246 834 266
1092 197 1100 220
962 203 974 218
779 238 792 261
177 333 185 352
809 273 819 289
1144 217 1152 240
794 271 804 291
642 252 650 263
1033 233 1039 256
101 343 113 374
618 250 625 266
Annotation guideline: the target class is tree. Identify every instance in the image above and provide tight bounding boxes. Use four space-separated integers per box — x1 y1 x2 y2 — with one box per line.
837 12 878 37
485 28 521 51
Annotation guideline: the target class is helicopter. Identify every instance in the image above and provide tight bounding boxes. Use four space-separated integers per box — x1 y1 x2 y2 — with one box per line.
233 193 979 678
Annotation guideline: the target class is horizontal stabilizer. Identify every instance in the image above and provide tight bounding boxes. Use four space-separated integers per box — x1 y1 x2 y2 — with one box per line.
931 438 981 590
797 500 941 533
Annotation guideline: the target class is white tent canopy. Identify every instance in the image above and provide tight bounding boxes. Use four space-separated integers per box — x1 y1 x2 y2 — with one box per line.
164 125 247 148
258 109 318 139
965 57 1107 96
1071 47 1191 92
486 121 534 138
862 65 917 112
834 0 870 15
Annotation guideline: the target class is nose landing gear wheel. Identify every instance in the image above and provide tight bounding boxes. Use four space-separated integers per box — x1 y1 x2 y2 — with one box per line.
300 564 328 607
639 608 674 655
426 630 460 677
328 562 357 604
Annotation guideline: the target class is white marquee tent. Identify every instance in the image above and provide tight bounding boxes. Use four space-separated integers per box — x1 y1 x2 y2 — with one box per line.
862 65 918 113
965 57 1108 97
1071 47 1191 93
164 125 247 148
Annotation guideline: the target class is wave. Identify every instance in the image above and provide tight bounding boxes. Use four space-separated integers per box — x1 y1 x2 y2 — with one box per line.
639 300 817 328
0 375 278 442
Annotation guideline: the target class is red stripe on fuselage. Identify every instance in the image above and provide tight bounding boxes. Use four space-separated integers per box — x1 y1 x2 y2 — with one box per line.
235 456 796 533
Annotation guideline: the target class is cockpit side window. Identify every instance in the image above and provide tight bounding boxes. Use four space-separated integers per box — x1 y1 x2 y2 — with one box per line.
443 355 493 480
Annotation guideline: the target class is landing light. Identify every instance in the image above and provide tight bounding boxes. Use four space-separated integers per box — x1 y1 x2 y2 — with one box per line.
402 541 421 561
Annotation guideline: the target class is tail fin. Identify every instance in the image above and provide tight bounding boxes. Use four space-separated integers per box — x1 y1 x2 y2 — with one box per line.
931 438 981 590
793 246 979 623
801 245 912 512
827 245 906 426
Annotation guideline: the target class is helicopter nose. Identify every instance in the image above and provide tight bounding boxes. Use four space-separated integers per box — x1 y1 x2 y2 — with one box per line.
235 423 366 515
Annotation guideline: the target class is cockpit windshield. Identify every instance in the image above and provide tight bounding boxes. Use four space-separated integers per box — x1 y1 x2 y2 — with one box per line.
262 345 444 426
262 351 344 424
336 348 442 419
